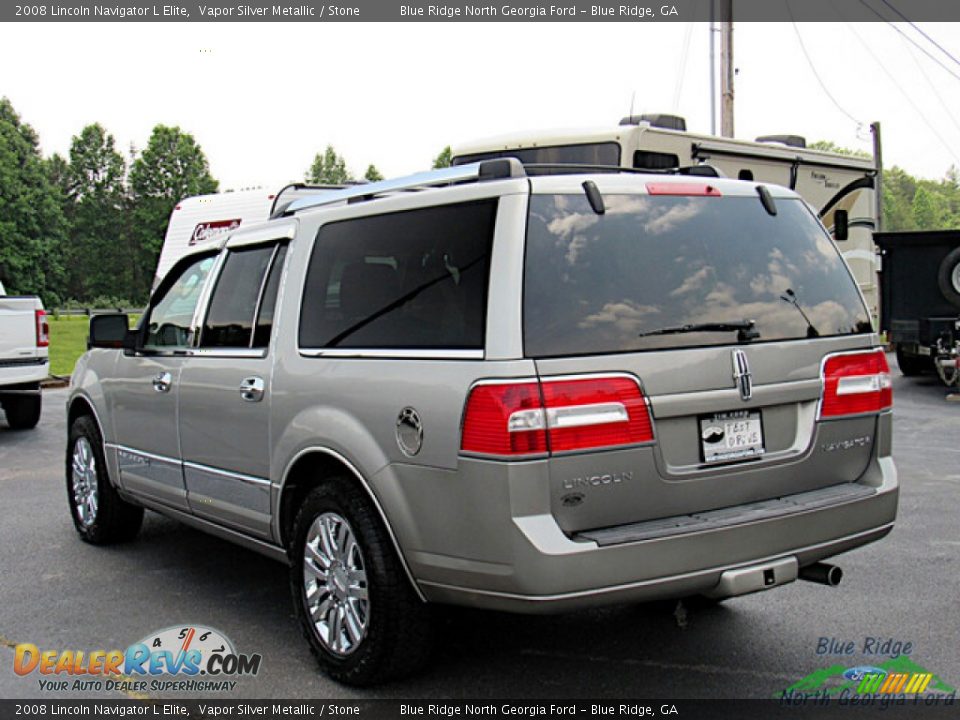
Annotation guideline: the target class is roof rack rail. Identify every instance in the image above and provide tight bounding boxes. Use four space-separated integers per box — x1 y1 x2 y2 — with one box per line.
522 163 721 177
282 158 525 216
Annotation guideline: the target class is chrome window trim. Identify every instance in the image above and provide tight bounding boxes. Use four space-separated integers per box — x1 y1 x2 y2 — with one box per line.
297 348 484 360
187 348 268 359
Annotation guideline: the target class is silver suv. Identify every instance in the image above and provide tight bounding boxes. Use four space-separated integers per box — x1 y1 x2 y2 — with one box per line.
67 160 898 685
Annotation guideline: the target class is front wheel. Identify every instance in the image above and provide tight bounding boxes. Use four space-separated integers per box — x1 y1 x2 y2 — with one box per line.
66 415 143 544
289 481 432 686
3 394 41 429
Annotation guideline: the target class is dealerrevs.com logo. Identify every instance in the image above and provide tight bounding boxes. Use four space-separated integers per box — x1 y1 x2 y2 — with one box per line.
13 625 262 693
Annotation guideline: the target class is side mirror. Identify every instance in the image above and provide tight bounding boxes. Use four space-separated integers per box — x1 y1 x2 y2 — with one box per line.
88 314 130 350
834 209 849 241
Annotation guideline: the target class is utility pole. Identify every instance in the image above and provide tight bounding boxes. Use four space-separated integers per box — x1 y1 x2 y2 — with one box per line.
871 121 883 232
720 0 734 138
709 2 716 135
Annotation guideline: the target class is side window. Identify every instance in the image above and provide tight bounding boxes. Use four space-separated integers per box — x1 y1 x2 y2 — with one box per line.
143 254 216 350
299 199 498 350
201 244 283 349
253 246 287 348
633 150 680 170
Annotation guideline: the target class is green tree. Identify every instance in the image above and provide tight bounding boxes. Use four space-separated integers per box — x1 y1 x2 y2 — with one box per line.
306 145 352 184
0 98 67 304
63 124 129 301
128 125 218 300
432 146 453 169
363 164 384 182
911 185 944 229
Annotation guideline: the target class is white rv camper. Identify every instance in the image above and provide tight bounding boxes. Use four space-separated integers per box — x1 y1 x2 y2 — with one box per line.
452 114 880 321
154 184 342 289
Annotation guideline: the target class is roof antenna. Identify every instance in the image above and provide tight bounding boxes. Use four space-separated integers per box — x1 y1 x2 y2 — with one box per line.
629 90 636 119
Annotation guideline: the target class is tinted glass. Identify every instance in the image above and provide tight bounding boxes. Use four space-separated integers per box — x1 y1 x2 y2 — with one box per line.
524 194 871 357
143 254 216 349
633 150 679 170
453 143 620 170
300 200 497 349
253 245 287 348
202 245 274 348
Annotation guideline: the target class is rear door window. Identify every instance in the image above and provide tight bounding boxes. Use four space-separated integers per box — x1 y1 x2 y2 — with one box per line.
201 244 285 349
523 194 871 358
299 199 497 350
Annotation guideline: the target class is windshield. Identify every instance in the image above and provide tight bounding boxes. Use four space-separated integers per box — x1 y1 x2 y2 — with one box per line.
523 193 871 357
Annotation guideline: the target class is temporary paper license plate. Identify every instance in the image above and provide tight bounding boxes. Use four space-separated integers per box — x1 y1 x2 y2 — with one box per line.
699 410 765 463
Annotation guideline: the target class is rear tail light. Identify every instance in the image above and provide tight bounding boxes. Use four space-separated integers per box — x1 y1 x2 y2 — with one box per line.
35 309 49 348
820 350 892 419
461 381 547 456
461 375 653 458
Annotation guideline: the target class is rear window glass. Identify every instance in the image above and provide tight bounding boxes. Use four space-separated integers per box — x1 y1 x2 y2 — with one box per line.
299 199 497 350
523 194 871 357
453 143 620 171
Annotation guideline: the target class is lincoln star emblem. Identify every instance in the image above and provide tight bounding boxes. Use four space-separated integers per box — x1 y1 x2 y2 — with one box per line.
732 349 752 401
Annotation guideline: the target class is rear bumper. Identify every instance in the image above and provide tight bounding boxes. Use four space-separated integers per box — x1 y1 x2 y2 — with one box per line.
407 456 898 613
0 359 48 392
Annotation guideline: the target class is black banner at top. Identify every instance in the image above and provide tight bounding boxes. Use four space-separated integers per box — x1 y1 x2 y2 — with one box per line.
3 0 960 22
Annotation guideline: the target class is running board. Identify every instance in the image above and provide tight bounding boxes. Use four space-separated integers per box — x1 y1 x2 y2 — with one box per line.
576 483 876 547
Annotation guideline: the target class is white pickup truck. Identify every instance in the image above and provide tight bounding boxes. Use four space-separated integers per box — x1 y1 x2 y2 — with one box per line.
0 280 49 429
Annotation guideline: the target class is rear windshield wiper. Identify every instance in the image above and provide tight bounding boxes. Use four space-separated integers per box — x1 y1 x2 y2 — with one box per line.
638 320 760 343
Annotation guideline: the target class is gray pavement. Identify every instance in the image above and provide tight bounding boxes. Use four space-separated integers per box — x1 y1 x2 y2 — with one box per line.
0 360 957 700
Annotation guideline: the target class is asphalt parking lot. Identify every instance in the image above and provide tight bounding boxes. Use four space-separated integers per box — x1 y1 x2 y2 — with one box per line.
1 361 957 700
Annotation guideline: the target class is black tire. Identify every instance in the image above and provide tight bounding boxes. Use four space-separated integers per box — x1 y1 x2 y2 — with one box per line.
289 480 432 686
896 345 929 377
938 247 960 309
3 394 41 429
66 414 144 544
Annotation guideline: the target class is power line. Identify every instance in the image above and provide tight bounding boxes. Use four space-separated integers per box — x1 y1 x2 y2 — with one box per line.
857 0 960 84
898 26 960 139
672 20 695 111
878 0 960 72
842 19 960 166
786 1 863 129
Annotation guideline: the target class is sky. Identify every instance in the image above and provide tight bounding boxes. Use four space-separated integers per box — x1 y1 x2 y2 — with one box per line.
2 21 960 189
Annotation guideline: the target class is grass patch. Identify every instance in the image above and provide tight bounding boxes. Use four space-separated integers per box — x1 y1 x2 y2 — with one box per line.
48 315 139 378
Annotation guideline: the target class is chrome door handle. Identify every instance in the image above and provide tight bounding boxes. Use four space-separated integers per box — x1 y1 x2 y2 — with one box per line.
152 372 172 393
239 376 265 402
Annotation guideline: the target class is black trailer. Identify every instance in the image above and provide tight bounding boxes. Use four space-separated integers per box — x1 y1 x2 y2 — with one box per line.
875 229 960 388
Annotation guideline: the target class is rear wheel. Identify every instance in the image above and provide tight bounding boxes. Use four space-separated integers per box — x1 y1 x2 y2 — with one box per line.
3 394 41 429
896 345 929 377
289 480 432 686
66 415 143 543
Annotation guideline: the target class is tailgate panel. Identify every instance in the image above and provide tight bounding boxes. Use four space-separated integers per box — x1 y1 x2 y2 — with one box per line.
535 338 880 534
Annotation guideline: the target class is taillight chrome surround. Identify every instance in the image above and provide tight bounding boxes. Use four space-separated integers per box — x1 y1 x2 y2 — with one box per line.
818 349 893 420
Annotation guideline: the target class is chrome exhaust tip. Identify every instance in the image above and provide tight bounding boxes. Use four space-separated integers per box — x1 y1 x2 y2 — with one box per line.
799 562 843 587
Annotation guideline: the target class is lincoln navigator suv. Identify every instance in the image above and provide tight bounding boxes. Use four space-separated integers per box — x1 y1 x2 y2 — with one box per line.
66 159 898 685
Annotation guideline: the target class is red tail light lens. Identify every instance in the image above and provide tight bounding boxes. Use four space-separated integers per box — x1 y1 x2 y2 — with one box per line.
35 309 49 348
540 377 653 452
820 350 892 419
460 381 547 456
461 375 653 457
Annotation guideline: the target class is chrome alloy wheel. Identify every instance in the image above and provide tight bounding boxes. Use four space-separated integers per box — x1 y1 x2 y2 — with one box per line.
302 512 370 656
71 437 99 527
